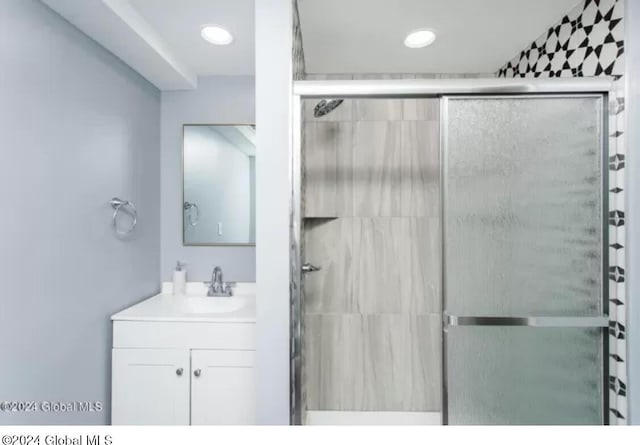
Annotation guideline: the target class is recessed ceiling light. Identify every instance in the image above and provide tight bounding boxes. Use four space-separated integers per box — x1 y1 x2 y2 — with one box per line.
201 25 233 45
404 29 437 49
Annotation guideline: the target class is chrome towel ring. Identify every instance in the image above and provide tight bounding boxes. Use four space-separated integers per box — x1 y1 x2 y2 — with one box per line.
184 201 200 226
110 197 137 236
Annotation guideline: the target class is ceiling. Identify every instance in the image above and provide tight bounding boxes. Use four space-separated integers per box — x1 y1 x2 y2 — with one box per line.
129 0 254 77
41 0 254 90
40 0 581 89
298 0 581 74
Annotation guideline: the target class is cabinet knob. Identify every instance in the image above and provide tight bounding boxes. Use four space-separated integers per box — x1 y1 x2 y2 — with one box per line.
193 369 202 377
176 368 183 376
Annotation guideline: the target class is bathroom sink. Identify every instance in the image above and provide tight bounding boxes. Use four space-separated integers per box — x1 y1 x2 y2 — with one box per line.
111 282 256 322
181 296 248 314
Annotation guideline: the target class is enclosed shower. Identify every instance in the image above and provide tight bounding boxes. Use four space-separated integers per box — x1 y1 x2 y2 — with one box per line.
290 78 619 425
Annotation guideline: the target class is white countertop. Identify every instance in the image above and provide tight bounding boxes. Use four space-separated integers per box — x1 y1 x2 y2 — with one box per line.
111 282 256 323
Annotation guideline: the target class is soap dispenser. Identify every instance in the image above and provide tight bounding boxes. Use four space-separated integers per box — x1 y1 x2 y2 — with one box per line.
173 261 187 296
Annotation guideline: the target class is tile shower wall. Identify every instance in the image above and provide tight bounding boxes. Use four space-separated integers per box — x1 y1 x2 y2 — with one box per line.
293 0 305 80
496 0 627 424
292 0 306 423
302 96 442 412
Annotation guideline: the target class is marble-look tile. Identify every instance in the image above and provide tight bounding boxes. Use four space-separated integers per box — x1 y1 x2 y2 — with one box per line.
353 218 441 313
403 97 440 122
336 128 353 217
362 314 442 411
303 122 352 217
400 218 441 312
303 122 335 217
400 120 440 217
353 218 401 313
305 314 442 411
305 314 364 410
304 74 354 80
304 218 354 313
352 122 401 216
405 74 439 79
353 98 404 122
353 74 403 121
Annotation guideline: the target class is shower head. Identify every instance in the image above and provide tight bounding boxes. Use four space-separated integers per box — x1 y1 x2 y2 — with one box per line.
314 99 344 118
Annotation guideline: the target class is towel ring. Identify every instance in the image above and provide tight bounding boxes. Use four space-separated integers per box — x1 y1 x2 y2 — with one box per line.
110 197 137 236
184 201 200 226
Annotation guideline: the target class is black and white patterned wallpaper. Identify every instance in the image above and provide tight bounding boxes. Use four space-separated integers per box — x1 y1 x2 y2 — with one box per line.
497 0 624 79
499 0 627 425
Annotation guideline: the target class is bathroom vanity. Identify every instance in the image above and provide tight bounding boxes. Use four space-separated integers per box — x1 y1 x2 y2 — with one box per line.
110 283 256 425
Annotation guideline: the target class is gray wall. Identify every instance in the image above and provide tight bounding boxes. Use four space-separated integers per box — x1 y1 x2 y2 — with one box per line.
626 0 639 425
161 76 256 282
0 0 161 425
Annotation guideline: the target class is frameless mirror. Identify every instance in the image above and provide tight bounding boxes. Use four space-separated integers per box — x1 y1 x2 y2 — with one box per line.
182 124 256 246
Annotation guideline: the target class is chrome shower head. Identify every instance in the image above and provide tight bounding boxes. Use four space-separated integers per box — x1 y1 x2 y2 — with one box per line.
314 99 344 118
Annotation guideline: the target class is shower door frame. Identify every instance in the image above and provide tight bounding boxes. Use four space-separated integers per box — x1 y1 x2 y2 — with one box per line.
290 77 614 425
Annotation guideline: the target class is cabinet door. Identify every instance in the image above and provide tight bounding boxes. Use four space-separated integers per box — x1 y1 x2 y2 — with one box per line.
111 349 190 425
190 350 256 425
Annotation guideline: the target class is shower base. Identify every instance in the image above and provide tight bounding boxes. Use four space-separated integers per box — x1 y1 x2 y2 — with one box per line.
305 411 441 425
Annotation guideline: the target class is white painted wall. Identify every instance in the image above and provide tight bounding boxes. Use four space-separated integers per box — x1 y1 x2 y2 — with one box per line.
0 0 160 424
626 0 640 425
161 76 255 282
183 126 252 244
255 0 293 424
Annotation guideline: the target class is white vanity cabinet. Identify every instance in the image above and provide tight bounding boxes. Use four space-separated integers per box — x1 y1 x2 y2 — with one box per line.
110 288 257 426
111 345 256 425
190 350 255 425
111 348 190 425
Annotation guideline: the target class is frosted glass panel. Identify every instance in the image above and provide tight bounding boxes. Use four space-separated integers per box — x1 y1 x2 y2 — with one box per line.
444 97 603 316
447 327 603 425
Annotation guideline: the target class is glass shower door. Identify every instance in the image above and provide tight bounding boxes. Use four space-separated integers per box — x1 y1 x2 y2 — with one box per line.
442 95 607 424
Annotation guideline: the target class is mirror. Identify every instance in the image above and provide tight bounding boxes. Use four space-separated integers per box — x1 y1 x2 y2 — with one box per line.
182 124 256 246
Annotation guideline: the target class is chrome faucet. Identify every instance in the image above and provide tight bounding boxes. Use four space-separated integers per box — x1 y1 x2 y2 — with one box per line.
207 266 234 297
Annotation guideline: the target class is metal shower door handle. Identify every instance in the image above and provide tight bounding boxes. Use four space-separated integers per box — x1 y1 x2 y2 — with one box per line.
301 263 321 273
445 314 609 328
